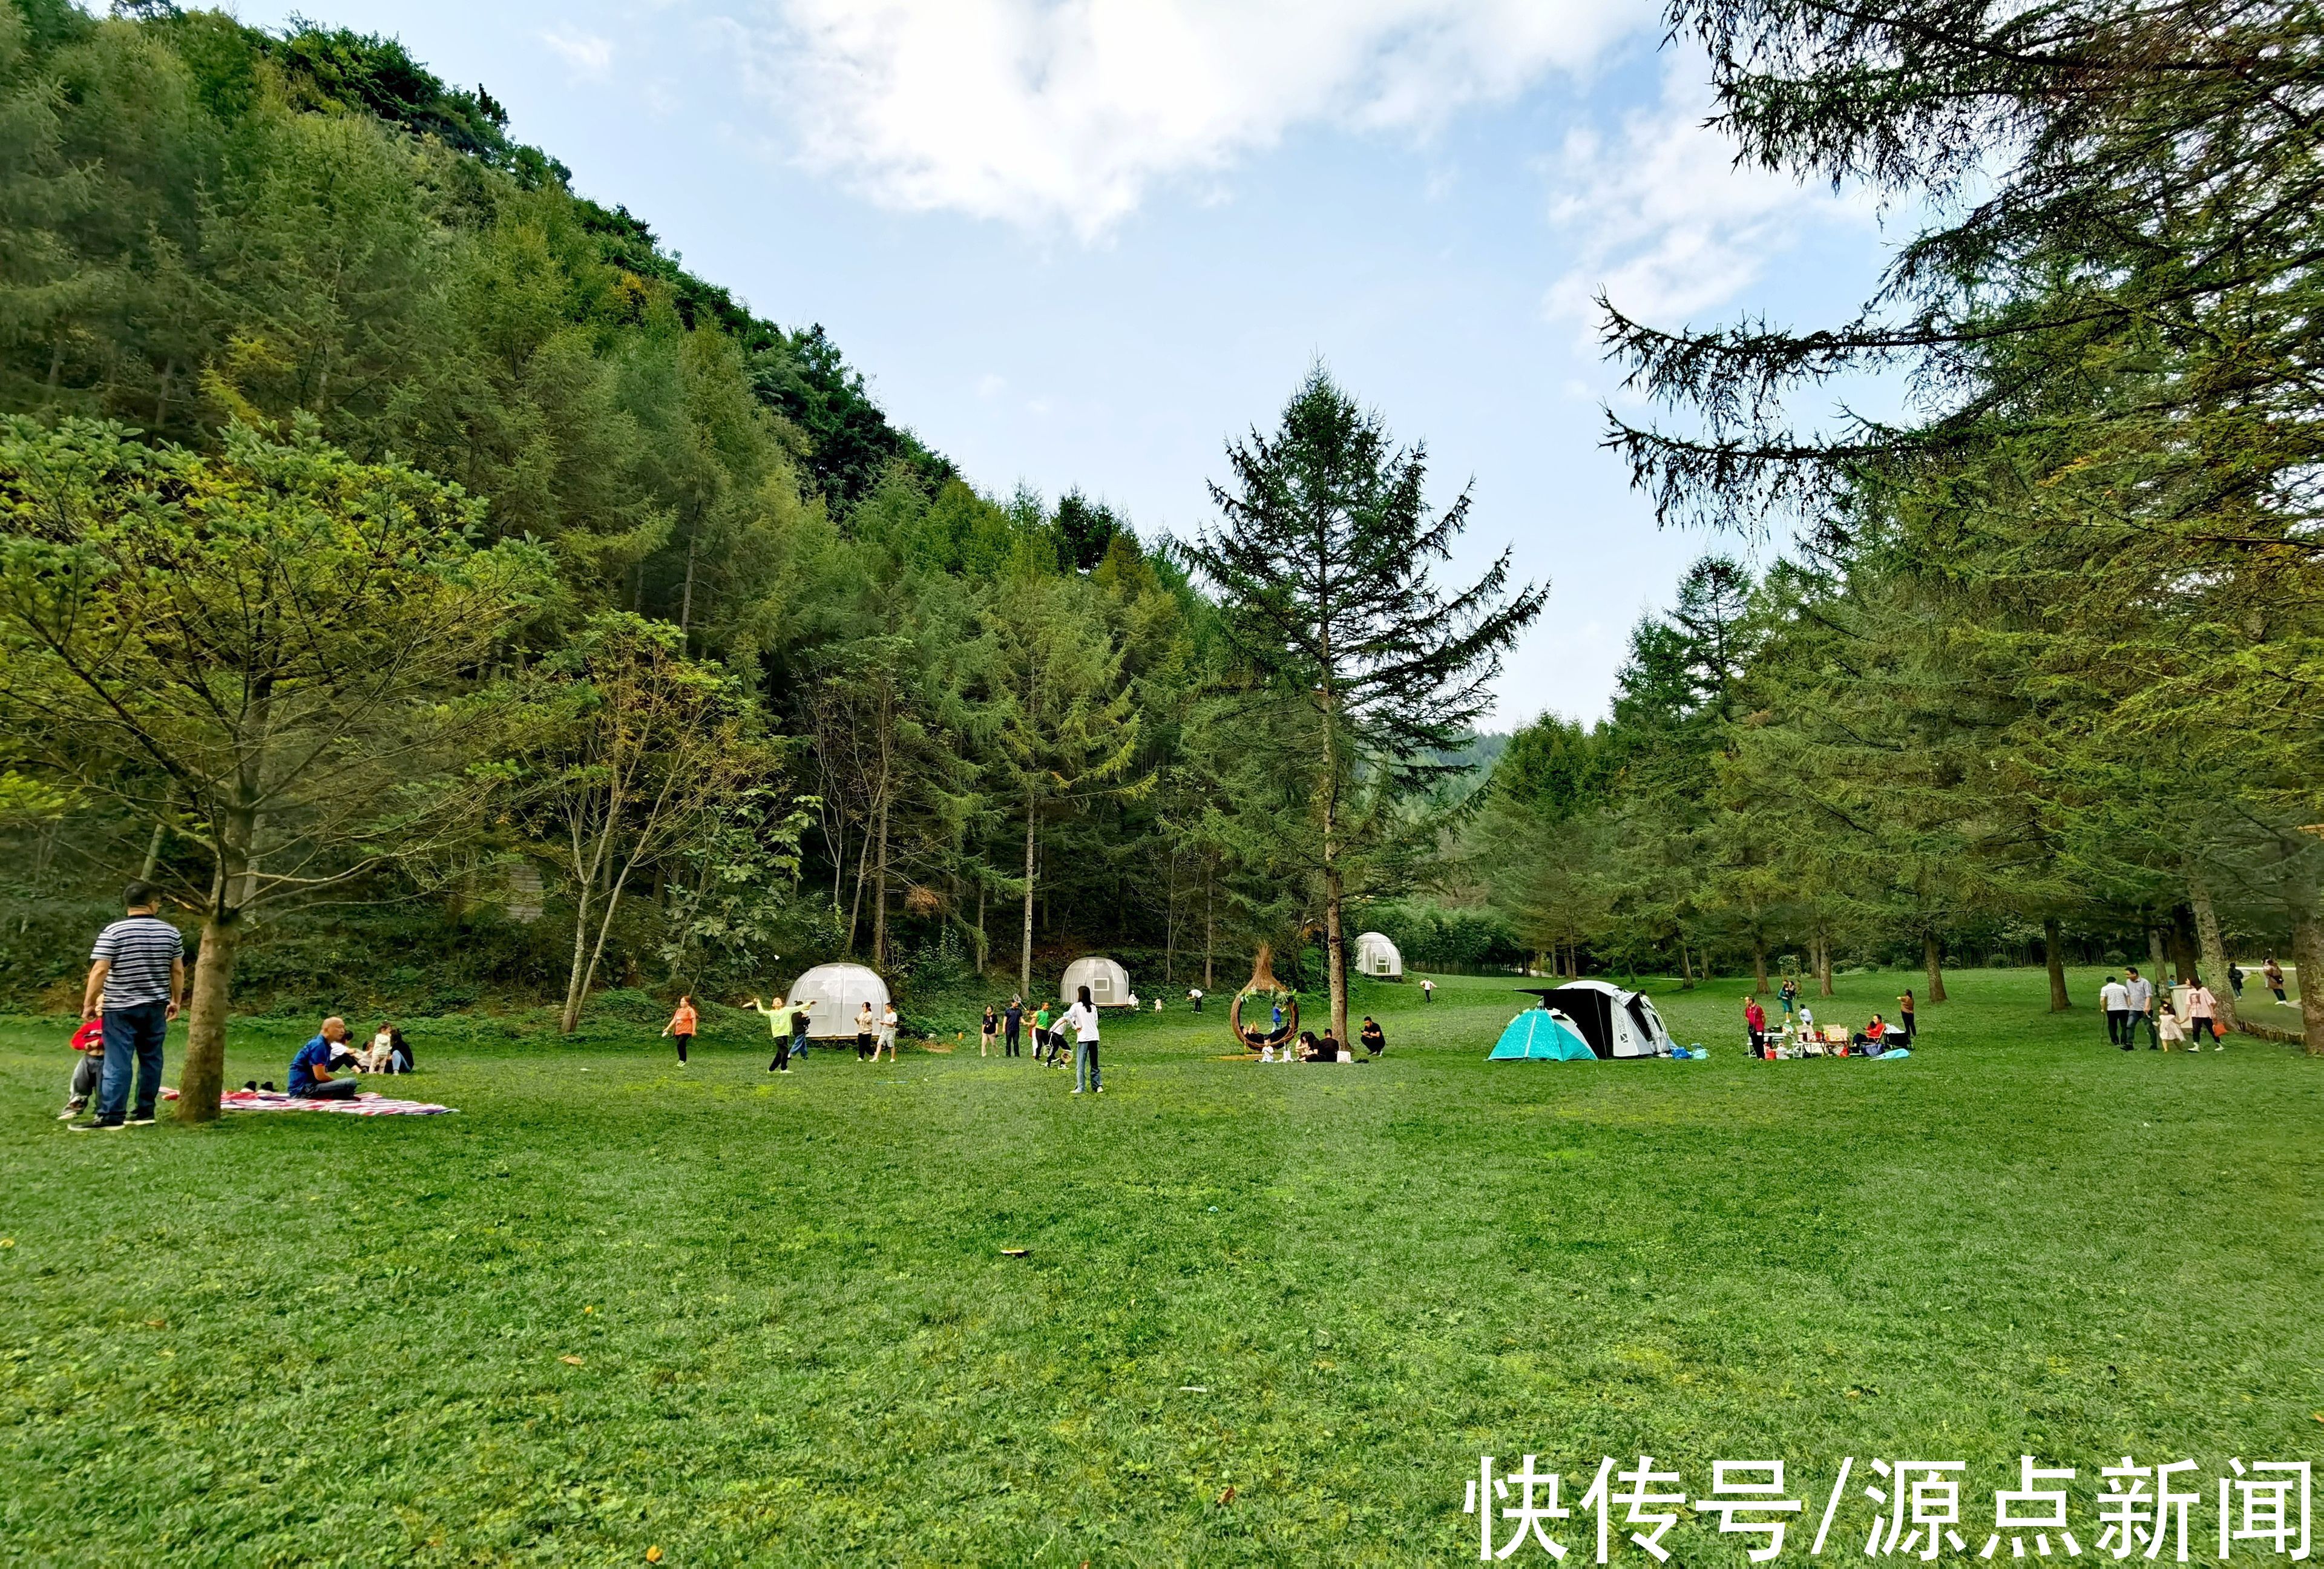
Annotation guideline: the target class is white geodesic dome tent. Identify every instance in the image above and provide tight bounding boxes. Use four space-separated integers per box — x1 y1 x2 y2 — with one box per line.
1354 931 1404 980
787 962 890 1038
1061 955 1133 1008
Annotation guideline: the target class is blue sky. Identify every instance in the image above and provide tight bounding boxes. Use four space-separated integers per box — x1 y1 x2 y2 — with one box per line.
239 0 1894 725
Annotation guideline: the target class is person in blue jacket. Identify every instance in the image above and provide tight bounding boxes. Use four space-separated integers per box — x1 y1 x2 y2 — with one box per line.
289 1018 361 1100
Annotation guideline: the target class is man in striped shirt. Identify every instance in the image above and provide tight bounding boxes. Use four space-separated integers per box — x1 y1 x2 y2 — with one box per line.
74 882 183 1130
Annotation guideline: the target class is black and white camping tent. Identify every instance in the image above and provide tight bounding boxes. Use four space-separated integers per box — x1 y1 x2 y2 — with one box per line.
1519 980 1675 1059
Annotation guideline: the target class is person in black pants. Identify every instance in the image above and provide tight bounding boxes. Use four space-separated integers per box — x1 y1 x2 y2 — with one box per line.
1004 996 1023 1058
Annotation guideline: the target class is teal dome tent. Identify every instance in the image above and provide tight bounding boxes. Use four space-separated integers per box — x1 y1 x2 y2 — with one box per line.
1488 1007 1596 1061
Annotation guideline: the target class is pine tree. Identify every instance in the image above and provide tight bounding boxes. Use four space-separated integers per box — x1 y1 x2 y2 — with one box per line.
1187 368 1544 1044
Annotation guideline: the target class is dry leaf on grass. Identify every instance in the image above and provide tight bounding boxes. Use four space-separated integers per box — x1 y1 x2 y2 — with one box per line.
560 1355 584 1366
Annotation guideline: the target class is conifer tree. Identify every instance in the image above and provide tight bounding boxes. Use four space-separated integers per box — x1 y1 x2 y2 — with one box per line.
1188 368 1543 1045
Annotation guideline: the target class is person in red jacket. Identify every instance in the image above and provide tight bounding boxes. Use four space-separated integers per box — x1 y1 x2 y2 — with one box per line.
57 1013 105 1120
1744 996 1768 1057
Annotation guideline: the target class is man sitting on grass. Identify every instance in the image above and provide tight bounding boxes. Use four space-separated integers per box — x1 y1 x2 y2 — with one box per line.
289 1018 362 1100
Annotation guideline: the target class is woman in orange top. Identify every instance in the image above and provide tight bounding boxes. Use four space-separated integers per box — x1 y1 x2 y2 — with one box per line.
661 995 698 1067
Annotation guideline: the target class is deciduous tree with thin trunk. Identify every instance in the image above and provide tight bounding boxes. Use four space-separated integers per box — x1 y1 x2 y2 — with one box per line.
0 417 539 1119
509 613 766 1034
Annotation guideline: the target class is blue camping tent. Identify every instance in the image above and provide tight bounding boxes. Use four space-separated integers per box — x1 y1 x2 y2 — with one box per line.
1489 1008 1597 1061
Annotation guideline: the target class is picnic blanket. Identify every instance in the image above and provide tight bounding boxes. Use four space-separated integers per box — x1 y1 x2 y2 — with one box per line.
220 1088 454 1117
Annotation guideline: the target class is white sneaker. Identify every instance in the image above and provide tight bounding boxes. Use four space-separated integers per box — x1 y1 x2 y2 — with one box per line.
1071 1088 1082 1094
56 1104 83 1120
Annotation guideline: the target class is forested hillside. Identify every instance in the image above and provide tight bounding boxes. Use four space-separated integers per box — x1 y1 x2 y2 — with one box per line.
0 1 1514 1061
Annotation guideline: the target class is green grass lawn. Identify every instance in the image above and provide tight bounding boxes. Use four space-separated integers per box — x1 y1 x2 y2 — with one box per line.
2 968 2319 1565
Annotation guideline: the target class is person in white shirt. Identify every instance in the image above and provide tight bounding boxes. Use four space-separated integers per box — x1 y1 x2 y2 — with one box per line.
1420 978 1435 1004
1187 988 1204 1013
878 1002 900 1061
2098 975 2129 1046
1063 984 1103 1094
2121 967 2156 1050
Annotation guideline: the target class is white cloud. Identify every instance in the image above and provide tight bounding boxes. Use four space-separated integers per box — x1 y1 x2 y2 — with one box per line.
1541 60 1873 337
543 30 615 80
726 0 1646 237
976 372 1009 399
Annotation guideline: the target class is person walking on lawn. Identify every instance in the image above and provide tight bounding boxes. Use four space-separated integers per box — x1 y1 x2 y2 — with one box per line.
1004 996 1023 1058
2264 956 2288 1004
2098 975 2129 1045
2184 976 2221 1049
74 881 183 1130
1743 995 1768 1057
1896 987 1917 1044
2121 967 2157 1050
661 995 697 1066
1065 985 1103 1094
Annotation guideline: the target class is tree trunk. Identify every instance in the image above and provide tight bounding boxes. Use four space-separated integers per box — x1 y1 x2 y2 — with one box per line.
2148 924 2169 981
1203 853 1215 991
872 793 891 970
2043 916 2070 1012
177 810 253 1125
1678 941 1695 990
1163 852 1178 985
678 529 697 642
176 906 240 1124
1019 796 1037 1002
139 814 167 883
1751 933 1768 994
2167 904 2199 984
847 837 867 953
1324 864 1348 1047
2294 906 2324 1057
561 869 599 1034
2188 875 2237 1033
1923 931 1948 1003
572 853 645 1026
1817 930 1834 996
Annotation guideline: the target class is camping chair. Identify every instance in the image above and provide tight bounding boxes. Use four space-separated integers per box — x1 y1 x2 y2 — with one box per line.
1822 1025 1850 1054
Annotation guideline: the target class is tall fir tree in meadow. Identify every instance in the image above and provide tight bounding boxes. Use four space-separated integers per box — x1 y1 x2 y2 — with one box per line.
982 571 1147 1001
1188 368 1544 1045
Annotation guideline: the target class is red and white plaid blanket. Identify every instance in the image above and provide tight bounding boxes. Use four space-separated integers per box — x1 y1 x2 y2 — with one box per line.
220 1088 453 1117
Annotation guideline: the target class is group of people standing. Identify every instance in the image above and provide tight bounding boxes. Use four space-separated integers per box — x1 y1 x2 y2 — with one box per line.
1003 988 1105 1092
684 985 1107 1091
2098 966 2236 1050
